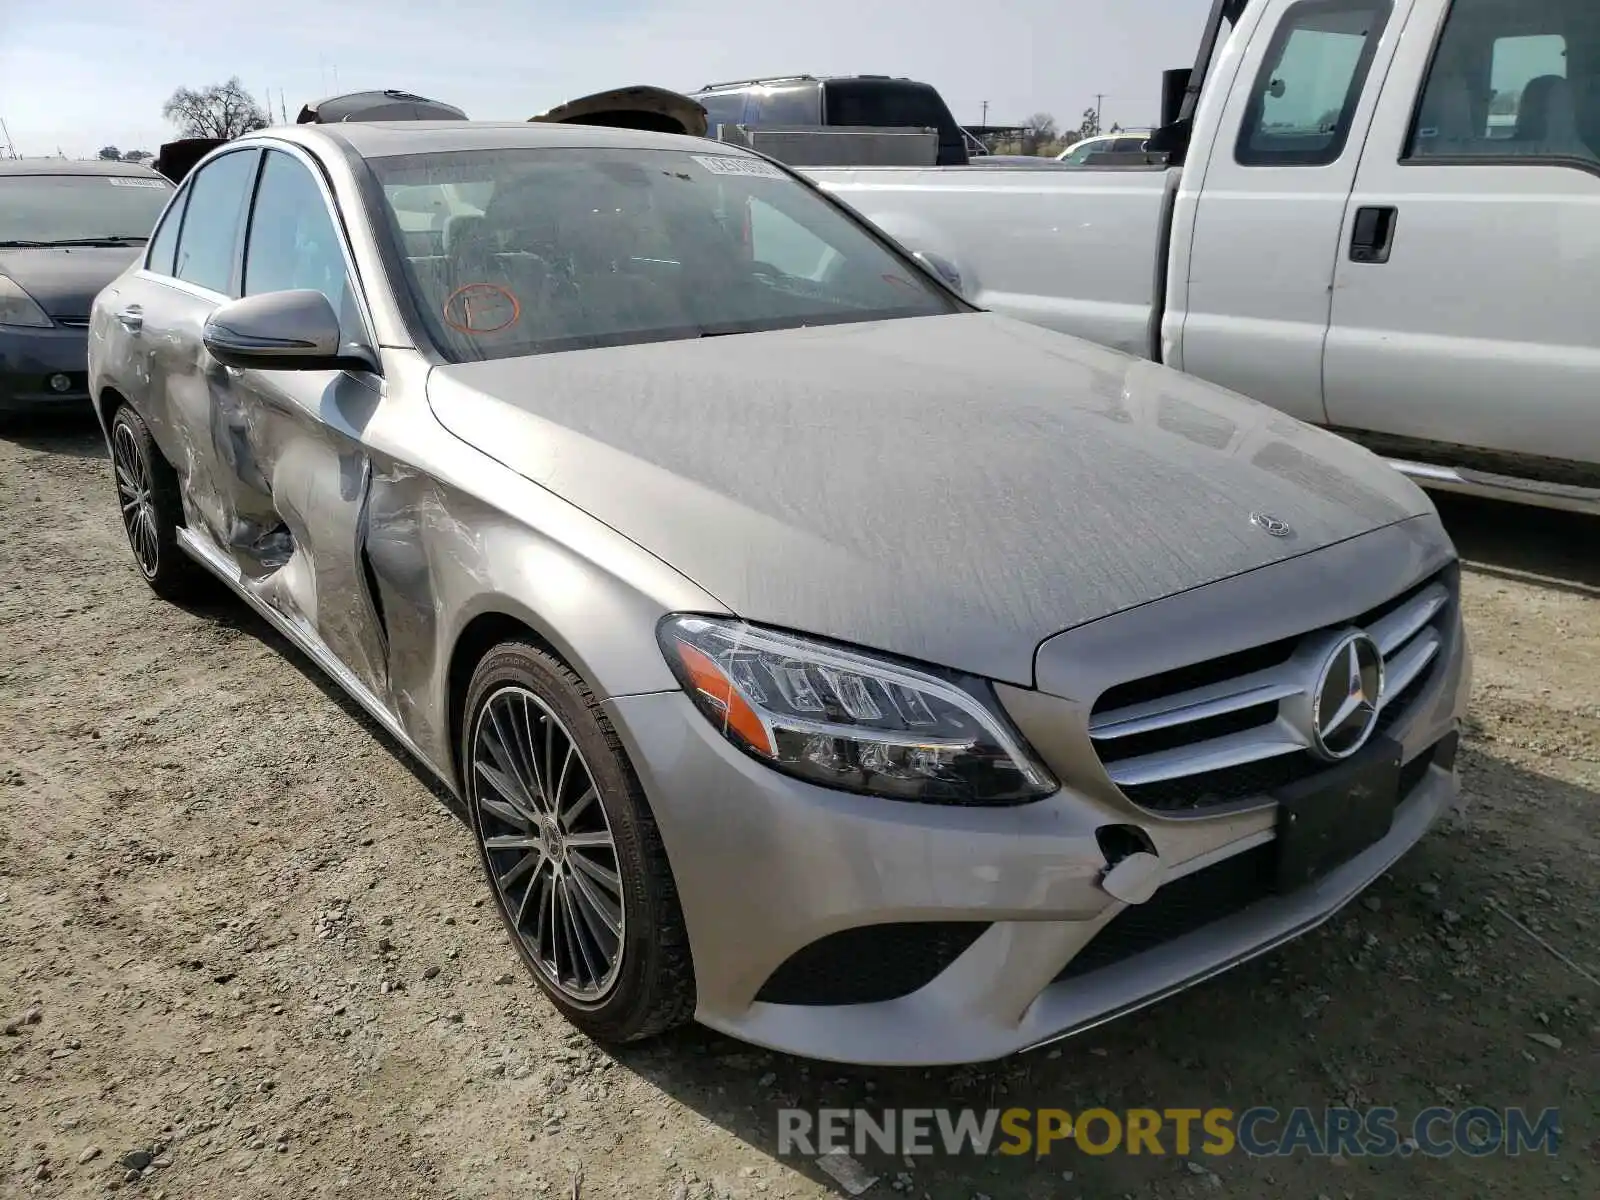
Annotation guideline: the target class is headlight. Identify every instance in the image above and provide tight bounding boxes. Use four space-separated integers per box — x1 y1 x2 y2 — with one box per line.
657 615 1057 804
0 276 52 329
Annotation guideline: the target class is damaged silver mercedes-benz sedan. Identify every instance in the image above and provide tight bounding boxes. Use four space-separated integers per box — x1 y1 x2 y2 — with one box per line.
87 121 1471 1066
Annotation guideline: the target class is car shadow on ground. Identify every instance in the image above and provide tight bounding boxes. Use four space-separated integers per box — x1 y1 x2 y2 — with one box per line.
1434 493 1600 595
167 579 466 820
604 747 1597 1198
0 412 109 460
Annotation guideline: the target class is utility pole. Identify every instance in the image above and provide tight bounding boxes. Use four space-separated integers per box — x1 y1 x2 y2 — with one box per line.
981 100 989 127
1095 93 1106 133
0 118 16 159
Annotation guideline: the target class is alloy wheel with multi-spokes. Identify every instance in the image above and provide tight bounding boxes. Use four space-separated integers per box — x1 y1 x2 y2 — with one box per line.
471 684 626 1004
112 419 160 579
106 404 204 602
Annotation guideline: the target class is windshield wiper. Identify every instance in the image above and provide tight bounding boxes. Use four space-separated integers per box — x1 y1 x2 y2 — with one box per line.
60 235 149 246
0 239 53 247
0 235 149 248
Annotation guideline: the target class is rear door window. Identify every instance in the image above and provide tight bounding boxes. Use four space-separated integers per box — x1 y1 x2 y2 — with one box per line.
145 188 188 276
753 85 821 126
1235 0 1393 166
173 149 260 296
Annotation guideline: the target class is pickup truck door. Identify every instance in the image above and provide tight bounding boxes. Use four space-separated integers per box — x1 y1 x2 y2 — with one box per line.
1323 0 1600 476
1173 0 1411 425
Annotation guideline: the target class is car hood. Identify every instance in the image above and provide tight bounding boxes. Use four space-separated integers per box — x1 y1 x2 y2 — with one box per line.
0 247 141 318
427 312 1432 686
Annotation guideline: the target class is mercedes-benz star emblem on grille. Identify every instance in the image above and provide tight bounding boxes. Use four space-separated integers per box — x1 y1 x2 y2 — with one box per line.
1250 511 1294 538
1309 633 1385 761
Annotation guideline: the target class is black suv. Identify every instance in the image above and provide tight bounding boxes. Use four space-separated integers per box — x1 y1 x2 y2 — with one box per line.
688 75 971 166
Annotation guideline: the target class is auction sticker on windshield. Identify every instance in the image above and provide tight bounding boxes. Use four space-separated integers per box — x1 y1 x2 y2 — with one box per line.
107 178 168 188
691 155 786 179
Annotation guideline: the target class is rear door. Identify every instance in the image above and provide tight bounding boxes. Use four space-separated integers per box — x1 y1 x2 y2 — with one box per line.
228 146 390 697
1176 0 1410 424
1322 0 1600 474
120 147 261 546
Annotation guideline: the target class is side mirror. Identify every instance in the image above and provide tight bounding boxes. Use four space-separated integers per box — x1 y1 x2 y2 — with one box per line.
202 290 374 373
913 249 966 297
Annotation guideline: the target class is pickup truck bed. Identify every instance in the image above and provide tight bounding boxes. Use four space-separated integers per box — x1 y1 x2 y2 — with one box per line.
805 0 1600 516
805 165 1178 361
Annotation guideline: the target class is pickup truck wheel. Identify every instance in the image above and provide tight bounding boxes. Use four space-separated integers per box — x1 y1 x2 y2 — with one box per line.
462 640 695 1044
108 403 207 602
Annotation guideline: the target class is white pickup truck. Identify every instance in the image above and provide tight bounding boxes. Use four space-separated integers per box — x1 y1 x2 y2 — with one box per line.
802 0 1600 515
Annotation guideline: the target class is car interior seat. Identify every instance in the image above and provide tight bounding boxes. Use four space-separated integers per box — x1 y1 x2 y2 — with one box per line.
1513 74 1586 156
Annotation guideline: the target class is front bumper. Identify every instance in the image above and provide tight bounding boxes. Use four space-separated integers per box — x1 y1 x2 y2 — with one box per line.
606 520 1472 1067
0 325 91 413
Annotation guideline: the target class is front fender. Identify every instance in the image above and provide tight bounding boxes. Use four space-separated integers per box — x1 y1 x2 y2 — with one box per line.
361 452 727 778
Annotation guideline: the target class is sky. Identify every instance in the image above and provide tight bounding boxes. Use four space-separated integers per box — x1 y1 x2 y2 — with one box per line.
0 0 1209 158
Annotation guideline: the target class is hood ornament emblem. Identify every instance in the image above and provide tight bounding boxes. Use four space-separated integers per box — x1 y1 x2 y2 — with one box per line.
1250 511 1294 538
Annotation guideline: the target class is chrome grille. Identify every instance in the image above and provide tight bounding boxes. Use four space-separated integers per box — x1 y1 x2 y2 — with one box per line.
54 317 91 329
1089 572 1452 814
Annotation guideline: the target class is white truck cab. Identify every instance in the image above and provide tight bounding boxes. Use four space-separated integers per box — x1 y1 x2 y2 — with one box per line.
804 0 1600 514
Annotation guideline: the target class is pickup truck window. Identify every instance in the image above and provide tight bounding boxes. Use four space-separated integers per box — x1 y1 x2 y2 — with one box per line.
1406 0 1596 168
1236 0 1393 167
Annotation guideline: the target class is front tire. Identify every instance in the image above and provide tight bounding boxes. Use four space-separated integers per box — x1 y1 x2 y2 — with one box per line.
462 639 695 1044
108 403 206 602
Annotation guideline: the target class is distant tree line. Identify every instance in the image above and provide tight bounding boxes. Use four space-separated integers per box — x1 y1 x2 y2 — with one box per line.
993 104 1126 156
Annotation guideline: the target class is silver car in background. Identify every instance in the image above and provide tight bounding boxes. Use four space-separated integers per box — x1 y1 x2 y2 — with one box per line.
88 121 1470 1066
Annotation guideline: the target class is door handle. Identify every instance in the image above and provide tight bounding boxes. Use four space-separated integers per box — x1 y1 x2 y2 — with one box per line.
114 306 143 332
1349 206 1398 264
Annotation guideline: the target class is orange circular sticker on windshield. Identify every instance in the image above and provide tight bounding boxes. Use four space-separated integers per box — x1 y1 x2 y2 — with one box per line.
443 283 520 334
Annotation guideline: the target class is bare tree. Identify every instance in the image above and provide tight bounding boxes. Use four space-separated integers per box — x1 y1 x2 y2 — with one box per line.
1078 107 1103 140
161 77 270 139
1024 111 1059 143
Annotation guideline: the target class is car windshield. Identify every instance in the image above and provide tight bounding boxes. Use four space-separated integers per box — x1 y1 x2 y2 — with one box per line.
367 145 961 362
0 173 173 245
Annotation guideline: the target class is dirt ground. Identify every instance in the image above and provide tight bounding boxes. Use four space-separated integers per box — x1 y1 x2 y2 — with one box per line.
1 416 1596 1200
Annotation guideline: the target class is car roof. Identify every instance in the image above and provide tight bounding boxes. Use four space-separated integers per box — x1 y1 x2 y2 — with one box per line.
249 119 726 160
694 74 926 94
0 158 168 178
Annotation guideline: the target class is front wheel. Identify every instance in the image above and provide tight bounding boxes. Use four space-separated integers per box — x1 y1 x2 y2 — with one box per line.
461 640 695 1044
108 403 207 602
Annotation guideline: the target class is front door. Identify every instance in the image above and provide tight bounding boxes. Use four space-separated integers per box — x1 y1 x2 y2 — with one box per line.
1175 0 1410 424
1323 0 1600 474
225 147 391 698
